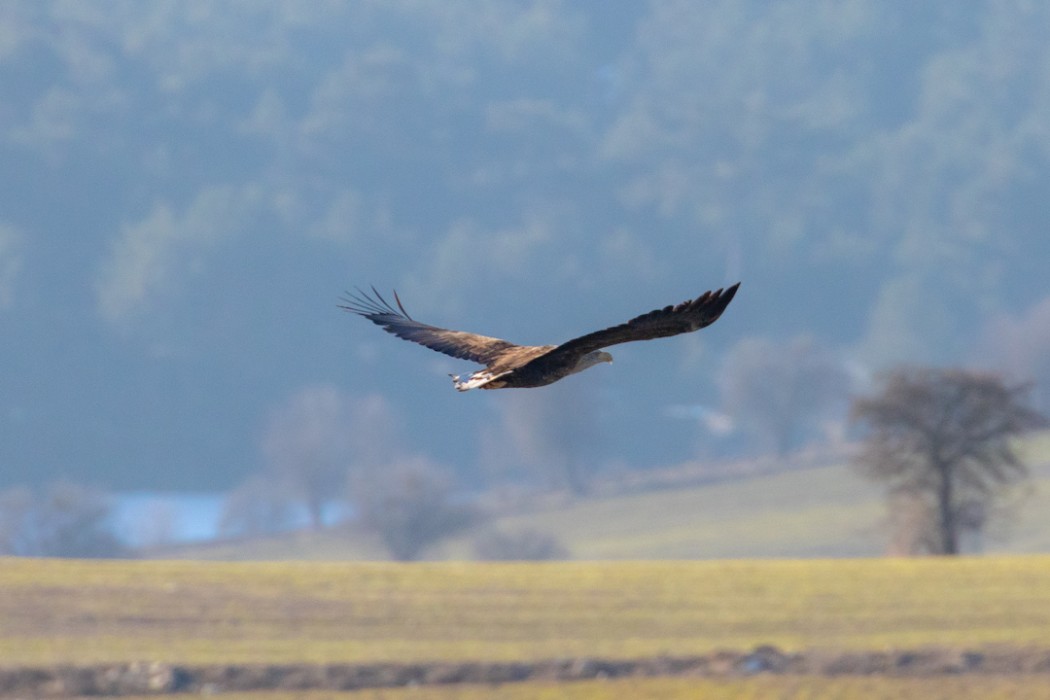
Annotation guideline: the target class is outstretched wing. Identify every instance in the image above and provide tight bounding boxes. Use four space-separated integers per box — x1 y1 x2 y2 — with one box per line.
548 282 740 358
339 287 519 365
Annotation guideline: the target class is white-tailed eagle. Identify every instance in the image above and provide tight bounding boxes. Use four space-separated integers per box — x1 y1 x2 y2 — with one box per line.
341 283 740 391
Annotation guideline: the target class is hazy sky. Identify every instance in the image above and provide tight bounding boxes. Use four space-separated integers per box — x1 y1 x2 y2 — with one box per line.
2 1 1049 491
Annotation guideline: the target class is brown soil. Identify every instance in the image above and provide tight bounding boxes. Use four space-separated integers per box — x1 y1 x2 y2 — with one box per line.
3 646 1050 697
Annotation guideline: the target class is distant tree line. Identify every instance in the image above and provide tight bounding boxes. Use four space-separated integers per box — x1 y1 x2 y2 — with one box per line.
4 362 1045 561
218 385 558 561
0 481 127 558
169 366 1050 560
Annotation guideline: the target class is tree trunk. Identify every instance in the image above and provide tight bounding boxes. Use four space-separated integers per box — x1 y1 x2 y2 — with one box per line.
934 459 958 555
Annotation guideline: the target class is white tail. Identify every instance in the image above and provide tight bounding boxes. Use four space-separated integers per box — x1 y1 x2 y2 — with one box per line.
450 371 497 391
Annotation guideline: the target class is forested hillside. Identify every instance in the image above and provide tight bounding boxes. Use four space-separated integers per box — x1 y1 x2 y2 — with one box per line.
2 2 1049 492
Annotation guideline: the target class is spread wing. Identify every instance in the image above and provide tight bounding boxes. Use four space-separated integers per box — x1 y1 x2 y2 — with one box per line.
339 287 519 365
547 282 740 359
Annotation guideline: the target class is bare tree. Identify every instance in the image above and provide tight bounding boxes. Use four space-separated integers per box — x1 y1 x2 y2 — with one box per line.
851 367 1047 555
480 381 600 495
261 384 353 530
719 335 853 456
218 474 297 539
882 490 991 556
0 482 128 558
357 456 477 561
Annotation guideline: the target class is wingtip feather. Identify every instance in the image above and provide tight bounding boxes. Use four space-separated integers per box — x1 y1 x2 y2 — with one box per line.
338 285 413 320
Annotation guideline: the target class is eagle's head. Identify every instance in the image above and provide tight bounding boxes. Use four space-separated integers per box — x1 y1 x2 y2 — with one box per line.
576 350 613 373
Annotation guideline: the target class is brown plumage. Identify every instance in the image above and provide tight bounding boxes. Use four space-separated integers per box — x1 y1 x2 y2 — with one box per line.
340 283 740 391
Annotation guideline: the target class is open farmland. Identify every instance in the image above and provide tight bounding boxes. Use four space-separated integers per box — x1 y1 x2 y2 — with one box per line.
7 438 1050 696
2 554 1050 696
3 557 1050 698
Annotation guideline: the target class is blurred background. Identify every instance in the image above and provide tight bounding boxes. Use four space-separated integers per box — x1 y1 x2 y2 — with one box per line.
2 1 1049 555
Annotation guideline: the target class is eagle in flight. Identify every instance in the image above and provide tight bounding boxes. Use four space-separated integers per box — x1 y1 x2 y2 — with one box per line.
341 283 740 391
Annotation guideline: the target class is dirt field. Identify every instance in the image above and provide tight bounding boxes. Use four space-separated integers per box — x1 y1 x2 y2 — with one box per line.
5 647 1050 696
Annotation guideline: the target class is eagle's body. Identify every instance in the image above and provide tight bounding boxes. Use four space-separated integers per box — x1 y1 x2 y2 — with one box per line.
341 283 739 391
451 346 612 390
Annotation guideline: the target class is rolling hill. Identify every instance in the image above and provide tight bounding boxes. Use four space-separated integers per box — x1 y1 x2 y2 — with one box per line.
154 432 1050 561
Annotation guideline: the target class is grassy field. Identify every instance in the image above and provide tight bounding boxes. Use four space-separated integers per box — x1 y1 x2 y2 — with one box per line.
153 462 888 562
150 461 890 562
471 462 886 559
4 556 1050 667
455 443 1050 560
